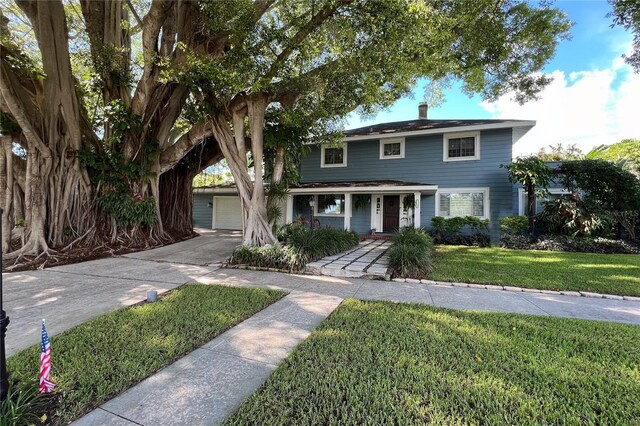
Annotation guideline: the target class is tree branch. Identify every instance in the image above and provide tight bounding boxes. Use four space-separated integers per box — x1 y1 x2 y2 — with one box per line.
263 0 352 81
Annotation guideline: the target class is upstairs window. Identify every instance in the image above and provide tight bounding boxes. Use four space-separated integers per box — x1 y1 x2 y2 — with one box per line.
321 145 347 168
443 132 480 161
379 137 405 159
437 188 489 218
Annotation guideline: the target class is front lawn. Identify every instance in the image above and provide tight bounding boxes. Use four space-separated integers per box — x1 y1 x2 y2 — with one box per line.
7 284 285 425
431 245 640 296
227 299 640 425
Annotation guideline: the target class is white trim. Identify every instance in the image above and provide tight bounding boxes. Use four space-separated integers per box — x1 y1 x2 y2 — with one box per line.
379 137 405 160
344 193 352 230
285 195 293 223
320 144 347 168
413 192 421 228
211 195 216 228
518 188 571 216
443 131 480 162
195 184 438 195
289 184 438 194
343 121 535 142
371 195 380 231
435 187 490 219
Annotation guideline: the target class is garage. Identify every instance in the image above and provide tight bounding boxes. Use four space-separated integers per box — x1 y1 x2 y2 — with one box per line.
212 196 243 230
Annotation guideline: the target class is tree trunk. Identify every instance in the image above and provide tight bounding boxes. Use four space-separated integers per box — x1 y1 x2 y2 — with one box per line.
209 96 277 246
159 137 223 236
526 182 536 236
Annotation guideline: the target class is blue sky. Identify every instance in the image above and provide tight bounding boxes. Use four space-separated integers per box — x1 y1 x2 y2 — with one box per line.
346 1 639 157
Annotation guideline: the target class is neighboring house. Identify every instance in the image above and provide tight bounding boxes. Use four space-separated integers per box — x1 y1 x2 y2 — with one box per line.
193 103 537 241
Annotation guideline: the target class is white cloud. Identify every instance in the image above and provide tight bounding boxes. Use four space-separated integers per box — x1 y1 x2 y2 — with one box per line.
480 58 640 158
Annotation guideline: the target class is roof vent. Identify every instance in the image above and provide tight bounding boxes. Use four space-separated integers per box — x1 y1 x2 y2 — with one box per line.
418 102 428 119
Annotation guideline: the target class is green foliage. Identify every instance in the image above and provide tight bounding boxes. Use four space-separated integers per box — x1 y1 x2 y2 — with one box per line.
96 192 157 228
536 142 584 161
558 160 640 212
228 299 640 424
432 245 640 296
0 380 48 426
231 224 359 271
230 244 307 271
7 285 284 425
78 100 160 227
0 111 21 135
587 139 640 176
389 227 434 279
608 0 640 72
431 216 491 246
192 172 231 188
501 156 553 198
538 195 611 237
353 195 370 211
500 216 529 235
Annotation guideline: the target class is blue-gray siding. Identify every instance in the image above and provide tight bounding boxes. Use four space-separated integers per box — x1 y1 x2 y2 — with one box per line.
351 196 372 234
300 129 515 240
193 193 213 228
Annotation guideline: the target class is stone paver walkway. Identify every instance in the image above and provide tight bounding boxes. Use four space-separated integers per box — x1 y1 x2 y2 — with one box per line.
306 239 392 279
73 291 342 426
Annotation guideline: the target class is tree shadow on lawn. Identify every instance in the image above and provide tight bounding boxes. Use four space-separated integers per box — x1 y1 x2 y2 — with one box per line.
432 246 640 295
233 300 640 425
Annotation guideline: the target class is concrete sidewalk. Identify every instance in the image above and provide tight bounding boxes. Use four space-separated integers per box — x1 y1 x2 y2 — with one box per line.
200 268 640 325
4 229 240 356
73 291 342 426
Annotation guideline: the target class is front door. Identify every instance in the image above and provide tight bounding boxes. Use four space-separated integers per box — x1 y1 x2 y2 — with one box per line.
383 195 400 232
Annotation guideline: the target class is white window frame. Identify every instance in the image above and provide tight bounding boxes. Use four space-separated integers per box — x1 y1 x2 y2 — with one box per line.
320 144 347 168
314 194 346 217
518 188 571 216
379 137 405 160
435 187 490 219
443 131 480 162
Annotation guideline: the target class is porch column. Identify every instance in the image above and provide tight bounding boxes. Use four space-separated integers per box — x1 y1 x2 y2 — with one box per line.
413 192 421 228
344 193 352 230
285 195 294 224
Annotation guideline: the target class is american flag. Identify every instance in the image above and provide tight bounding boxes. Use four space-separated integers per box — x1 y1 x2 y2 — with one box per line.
39 319 55 393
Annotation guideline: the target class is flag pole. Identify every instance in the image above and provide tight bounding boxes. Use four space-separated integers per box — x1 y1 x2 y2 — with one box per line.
0 207 9 402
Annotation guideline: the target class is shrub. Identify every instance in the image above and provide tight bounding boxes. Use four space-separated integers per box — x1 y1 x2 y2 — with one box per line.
500 216 529 235
1 379 49 426
430 216 491 247
230 244 308 271
500 234 640 254
500 234 532 250
232 224 360 271
537 196 611 237
389 227 434 279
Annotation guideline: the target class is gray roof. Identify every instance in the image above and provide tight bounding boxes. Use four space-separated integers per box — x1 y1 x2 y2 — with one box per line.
291 180 432 189
344 119 532 137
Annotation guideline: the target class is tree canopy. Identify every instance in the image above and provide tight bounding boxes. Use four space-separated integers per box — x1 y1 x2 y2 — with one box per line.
0 0 572 257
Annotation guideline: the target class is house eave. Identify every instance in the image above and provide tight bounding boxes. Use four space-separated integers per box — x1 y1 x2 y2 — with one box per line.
343 120 536 142
288 184 438 194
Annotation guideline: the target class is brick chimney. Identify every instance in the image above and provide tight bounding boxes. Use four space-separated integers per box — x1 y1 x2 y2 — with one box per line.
418 102 428 119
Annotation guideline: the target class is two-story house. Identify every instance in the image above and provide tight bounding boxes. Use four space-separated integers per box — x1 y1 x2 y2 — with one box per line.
193 103 536 241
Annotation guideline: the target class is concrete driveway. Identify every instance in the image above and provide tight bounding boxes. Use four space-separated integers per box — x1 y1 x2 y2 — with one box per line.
3 229 241 356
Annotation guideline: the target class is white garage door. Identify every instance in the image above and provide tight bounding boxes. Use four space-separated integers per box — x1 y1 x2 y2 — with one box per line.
213 196 243 230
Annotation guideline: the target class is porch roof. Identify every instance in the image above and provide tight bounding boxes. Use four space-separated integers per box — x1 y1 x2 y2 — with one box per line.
288 180 437 194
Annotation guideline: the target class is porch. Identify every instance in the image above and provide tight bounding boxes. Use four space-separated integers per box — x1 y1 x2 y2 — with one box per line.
285 180 438 235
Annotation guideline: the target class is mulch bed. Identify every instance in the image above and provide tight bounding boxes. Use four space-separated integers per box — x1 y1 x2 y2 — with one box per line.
2 231 197 273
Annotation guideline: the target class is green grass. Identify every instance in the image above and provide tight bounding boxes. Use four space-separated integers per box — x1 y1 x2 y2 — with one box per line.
432 245 640 296
227 299 640 425
7 284 285 425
